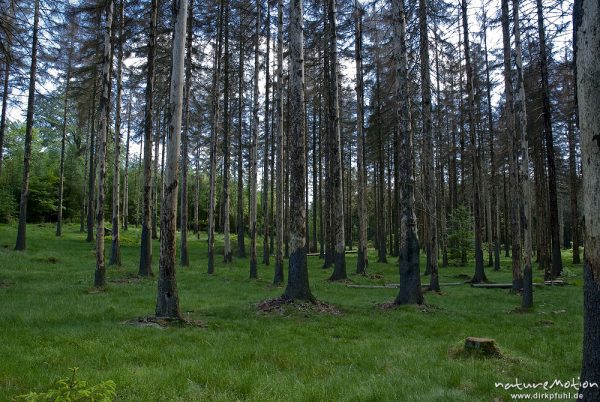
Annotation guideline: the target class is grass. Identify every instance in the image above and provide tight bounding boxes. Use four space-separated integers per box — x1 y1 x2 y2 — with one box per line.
0 223 584 401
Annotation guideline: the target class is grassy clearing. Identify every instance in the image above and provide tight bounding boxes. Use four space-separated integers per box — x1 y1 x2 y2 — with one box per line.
0 223 583 401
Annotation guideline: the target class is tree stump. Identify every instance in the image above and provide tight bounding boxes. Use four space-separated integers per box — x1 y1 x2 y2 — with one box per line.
464 337 500 357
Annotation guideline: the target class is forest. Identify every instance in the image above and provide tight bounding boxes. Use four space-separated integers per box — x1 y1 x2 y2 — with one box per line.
0 0 599 400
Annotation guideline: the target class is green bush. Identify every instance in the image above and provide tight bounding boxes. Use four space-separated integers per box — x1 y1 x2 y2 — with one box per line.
0 188 17 223
16 368 116 402
447 205 473 266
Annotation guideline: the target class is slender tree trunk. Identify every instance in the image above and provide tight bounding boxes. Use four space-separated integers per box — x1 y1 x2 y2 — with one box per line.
354 0 368 275
374 47 387 265
284 0 313 301
109 0 124 265
139 0 158 277
81 97 93 233
513 0 533 307
221 0 232 263
393 0 423 305
419 0 438 291
14 0 40 251
56 48 72 237
575 1 600 398
86 77 97 242
501 0 521 288
94 0 114 287
273 0 284 285
179 0 193 267
535 0 563 278
327 0 346 281
152 112 160 240
156 0 187 319
208 1 225 274
262 3 271 265
236 12 245 257
123 99 131 231
567 110 580 264
0 60 9 177
481 6 500 272
462 0 486 284
249 0 260 279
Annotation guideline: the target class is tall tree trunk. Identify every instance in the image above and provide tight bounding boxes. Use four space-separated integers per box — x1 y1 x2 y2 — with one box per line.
0 60 8 177
208 0 225 274
273 0 284 285
513 0 533 307
462 0 486 284
567 110 580 264
221 0 232 263
152 111 160 239
81 98 92 233
575 1 600 398
156 0 187 319
354 0 368 275
94 0 114 287
249 0 261 279
284 0 314 301
262 3 271 265
419 0 438 291
86 76 97 243
180 0 194 267
501 0 521 288
327 0 346 281
56 47 73 237
236 18 246 258
14 0 40 251
109 0 124 265
536 0 563 278
374 45 387 265
123 99 131 231
481 5 500 272
393 0 422 305
139 0 158 276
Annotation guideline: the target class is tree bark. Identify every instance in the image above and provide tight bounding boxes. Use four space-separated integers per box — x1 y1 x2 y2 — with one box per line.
567 109 580 264
123 99 131 231
14 0 40 251
94 0 114 287
221 0 232 263
179 0 193 267
284 0 314 302
139 0 158 276
262 3 271 265
462 0 486 284
501 0 521 288
513 0 533 307
393 0 423 305
249 0 261 279
156 0 187 319
109 0 124 265
273 0 284 286
575 1 600 398
535 0 563 279
419 0 438 292
354 0 368 275
56 46 72 237
327 0 346 281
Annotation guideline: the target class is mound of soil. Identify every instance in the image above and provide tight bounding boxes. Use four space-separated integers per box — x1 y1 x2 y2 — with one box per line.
124 316 206 329
257 296 342 316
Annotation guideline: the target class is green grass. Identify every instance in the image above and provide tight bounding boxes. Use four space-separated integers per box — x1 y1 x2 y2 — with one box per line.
0 223 584 401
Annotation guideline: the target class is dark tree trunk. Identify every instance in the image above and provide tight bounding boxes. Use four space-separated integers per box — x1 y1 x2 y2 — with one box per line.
536 0 563 278
273 0 284 285
221 0 232 263
156 0 187 319
501 0 521 288
462 0 486 284
284 0 314 302
109 0 124 266
139 0 158 277
354 0 368 275
94 0 114 287
0 60 9 177
123 99 131 231
262 3 271 265
567 113 580 264
575 1 600 398
249 0 260 279
179 0 194 267
56 49 72 237
393 0 422 305
236 12 246 258
14 0 40 251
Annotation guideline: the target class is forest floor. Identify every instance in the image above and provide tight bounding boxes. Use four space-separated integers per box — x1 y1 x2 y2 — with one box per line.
0 223 583 401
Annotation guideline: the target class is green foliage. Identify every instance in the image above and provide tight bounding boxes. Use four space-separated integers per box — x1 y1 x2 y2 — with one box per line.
16 368 116 402
0 188 17 223
447 205 473 266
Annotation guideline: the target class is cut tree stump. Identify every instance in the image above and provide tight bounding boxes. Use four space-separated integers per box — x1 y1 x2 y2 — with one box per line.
464 337 500 356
